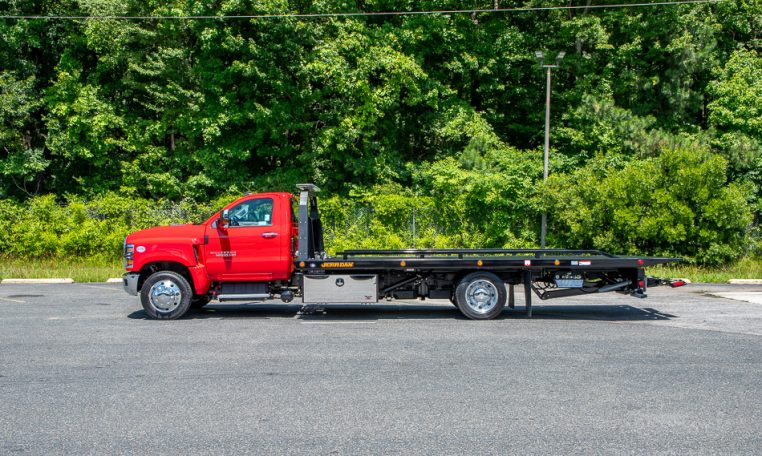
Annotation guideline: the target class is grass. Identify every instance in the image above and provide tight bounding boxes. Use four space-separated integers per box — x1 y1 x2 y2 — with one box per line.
0 255 123 283
647 256 762 283
0 255 759 284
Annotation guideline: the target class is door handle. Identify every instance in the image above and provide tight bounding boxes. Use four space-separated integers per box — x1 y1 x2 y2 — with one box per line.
261 232 279 239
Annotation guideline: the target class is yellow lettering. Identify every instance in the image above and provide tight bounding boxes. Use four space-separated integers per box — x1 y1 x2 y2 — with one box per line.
321 262 354 268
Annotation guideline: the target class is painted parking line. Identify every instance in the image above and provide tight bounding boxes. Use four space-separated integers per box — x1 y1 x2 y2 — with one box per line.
299 321 378 325
78 285 123 292
710 292 762 305
0 296 26 303
1 278 74 284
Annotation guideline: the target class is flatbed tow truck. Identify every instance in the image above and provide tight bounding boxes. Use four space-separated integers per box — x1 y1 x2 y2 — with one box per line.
123 184 682 320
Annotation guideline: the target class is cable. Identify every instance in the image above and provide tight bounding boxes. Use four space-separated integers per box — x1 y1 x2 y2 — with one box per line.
0 0 724 20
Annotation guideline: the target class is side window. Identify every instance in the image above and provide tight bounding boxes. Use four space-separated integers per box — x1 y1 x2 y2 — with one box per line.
228 198 273 227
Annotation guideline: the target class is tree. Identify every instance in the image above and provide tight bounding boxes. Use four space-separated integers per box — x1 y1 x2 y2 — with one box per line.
543 146 752 264
0 71 47 196
706 48 762 218
0 0 83 197
708 49 762 141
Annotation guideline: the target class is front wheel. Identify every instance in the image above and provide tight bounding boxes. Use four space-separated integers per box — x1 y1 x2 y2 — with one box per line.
140 271 192 320
455 272 507 320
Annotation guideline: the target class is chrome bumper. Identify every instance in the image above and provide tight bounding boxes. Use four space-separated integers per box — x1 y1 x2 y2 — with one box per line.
123 273 141 296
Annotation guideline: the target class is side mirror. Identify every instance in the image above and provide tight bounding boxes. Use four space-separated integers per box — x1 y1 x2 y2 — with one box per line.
218 209 231 229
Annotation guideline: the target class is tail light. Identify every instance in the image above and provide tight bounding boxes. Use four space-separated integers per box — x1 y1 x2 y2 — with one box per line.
670 280 686 288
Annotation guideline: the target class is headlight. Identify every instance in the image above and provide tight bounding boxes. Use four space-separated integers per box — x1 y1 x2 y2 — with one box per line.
124 240 134 269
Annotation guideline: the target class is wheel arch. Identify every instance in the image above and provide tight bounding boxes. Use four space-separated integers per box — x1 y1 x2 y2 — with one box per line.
138 261 195 294
451 269 516 289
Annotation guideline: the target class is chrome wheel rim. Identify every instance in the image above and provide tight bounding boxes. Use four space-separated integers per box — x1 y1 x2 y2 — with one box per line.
149 279 182 312
464 279 498 314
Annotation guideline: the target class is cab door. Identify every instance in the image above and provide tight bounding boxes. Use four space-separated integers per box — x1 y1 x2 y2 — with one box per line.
204 196 287 281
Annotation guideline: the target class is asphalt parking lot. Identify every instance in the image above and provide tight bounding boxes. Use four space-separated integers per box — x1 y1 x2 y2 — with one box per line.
1 282 761 455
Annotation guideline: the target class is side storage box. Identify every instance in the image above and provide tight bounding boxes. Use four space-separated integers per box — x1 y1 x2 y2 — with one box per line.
303 274 378 304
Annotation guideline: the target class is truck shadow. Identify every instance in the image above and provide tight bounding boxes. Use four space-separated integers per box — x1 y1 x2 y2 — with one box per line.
127 303 675 321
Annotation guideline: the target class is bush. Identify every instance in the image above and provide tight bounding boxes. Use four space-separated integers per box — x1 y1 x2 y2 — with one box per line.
542 147 753 265
417 146 543 248
320 183 444 253
0 193 221 259
320 145 545 253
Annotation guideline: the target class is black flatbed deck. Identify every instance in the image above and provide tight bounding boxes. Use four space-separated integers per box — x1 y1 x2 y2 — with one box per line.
295 248 677 271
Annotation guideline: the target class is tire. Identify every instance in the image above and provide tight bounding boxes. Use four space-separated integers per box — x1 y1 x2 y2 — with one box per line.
449 294 458 307
140 270 193 320
190 295 212 309
454 271 507 320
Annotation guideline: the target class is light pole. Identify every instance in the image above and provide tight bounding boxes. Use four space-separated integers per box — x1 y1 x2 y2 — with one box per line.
535 50 565 249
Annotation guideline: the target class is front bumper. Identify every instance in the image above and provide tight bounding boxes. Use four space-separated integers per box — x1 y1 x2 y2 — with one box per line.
123 273 140 296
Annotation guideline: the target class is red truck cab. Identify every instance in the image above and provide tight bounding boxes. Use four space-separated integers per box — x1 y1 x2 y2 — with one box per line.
203 192 294 282
123 192 296 318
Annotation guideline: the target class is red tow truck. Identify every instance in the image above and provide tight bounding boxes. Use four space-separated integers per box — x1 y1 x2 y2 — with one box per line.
123 184 681 320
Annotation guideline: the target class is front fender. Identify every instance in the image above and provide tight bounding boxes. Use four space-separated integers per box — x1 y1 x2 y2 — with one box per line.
129 242 211 295
131 242 196 271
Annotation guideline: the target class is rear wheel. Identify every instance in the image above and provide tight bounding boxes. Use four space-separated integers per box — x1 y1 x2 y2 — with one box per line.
140 271 192 320
455 272 507 320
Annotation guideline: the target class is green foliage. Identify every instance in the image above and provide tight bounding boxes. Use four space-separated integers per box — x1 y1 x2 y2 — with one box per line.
0 255 123 282
558 95 667 162
320 183 442 253
0 1 759 265
708 49 762 139
0 193 219 258
321 145 543 252
0 71 48 195
5 0 748 196
0 0 83 198
648 256 762 284
543 147 753 265
706 49 762 216
417 145 542 248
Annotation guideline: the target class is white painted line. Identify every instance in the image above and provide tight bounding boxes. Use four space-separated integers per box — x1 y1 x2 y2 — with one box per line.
106 278 123 283
712 292 762 305
1 278 74 284
300 321 378 325
79 284 122 291
0 296 25 303
728 279 762 285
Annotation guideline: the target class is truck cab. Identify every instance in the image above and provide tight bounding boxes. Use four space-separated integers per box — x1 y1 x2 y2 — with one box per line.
123 191 297 319
204 192 294 282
